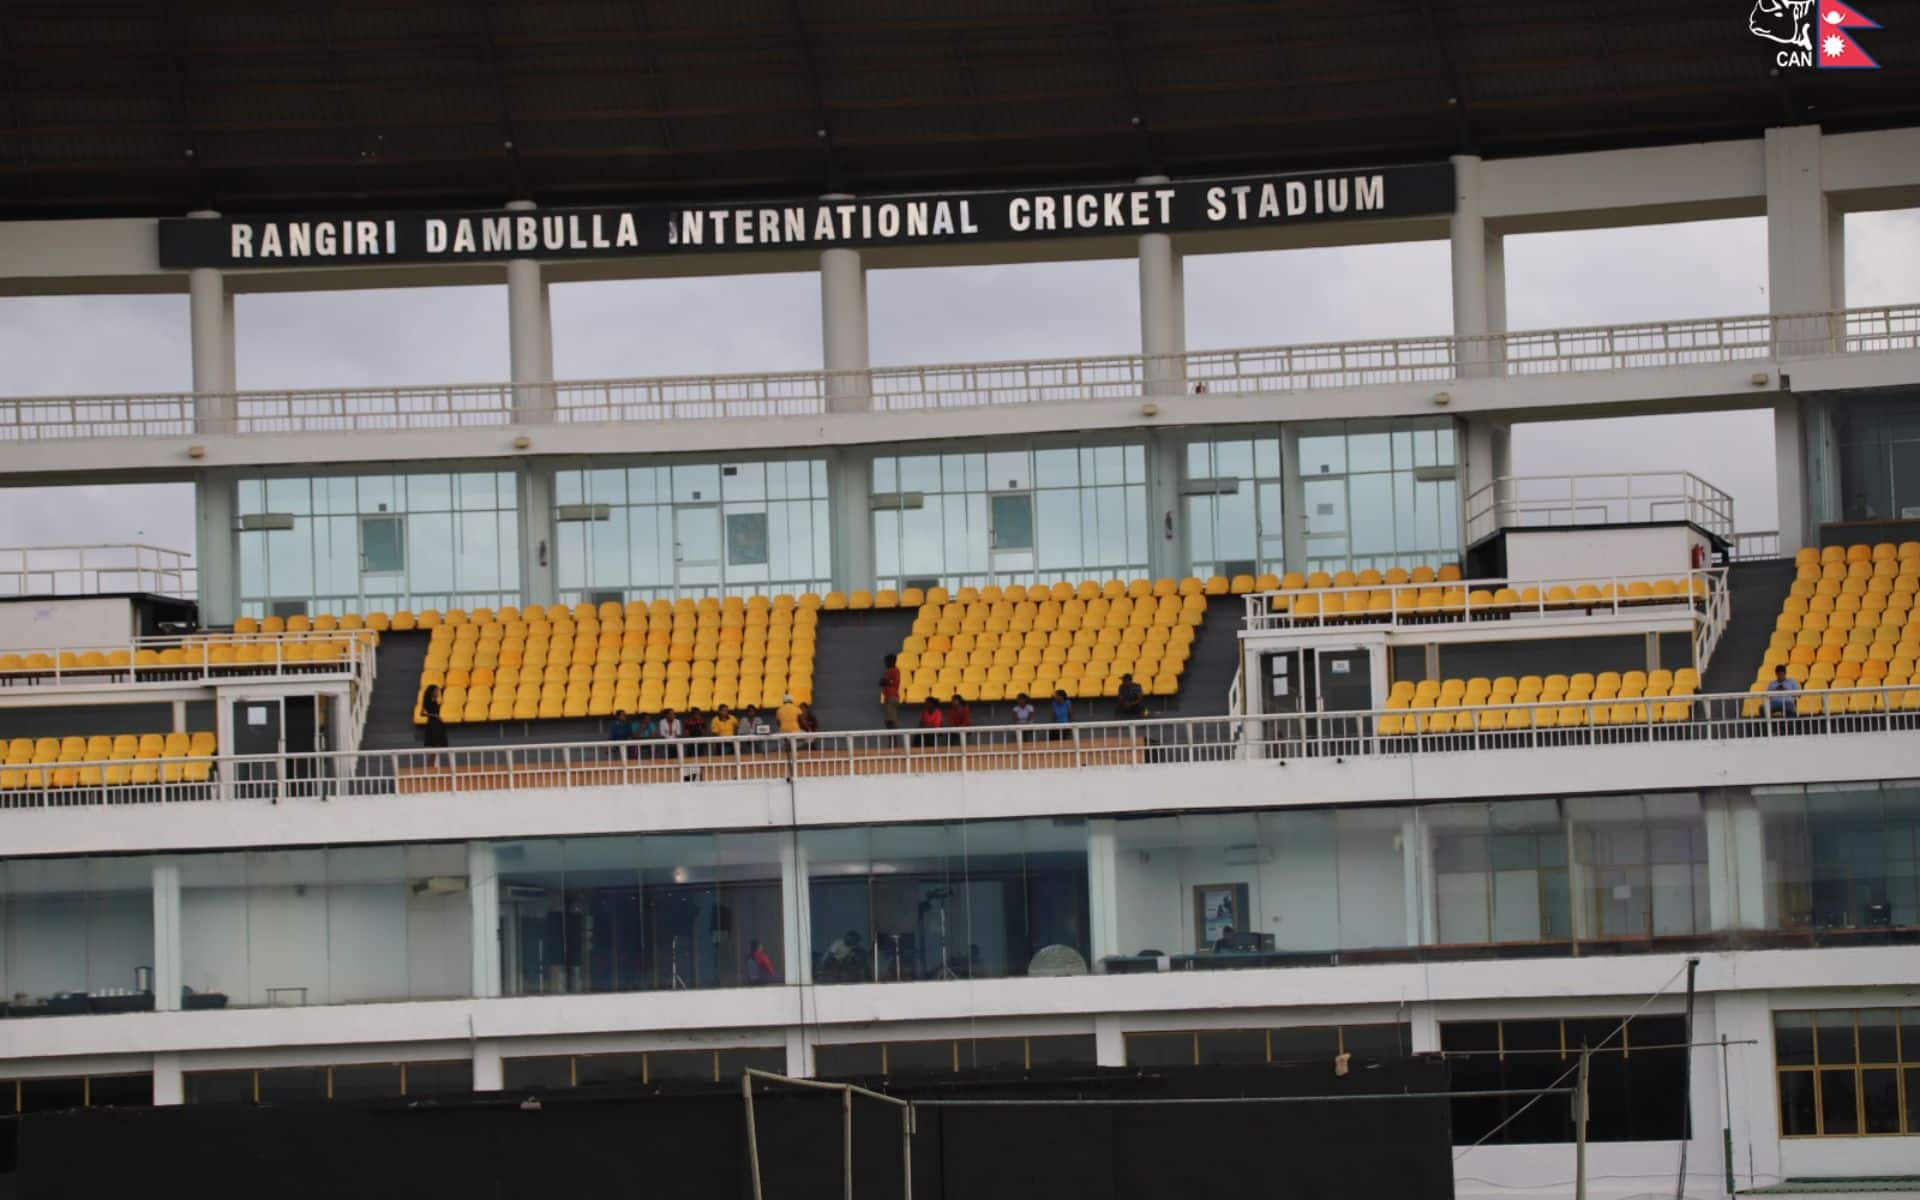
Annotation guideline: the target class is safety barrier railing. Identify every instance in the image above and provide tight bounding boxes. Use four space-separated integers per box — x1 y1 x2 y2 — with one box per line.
0 544 196 600
1733 530 1783 561
1240 567 1722 635
0 305 1915 444
1 681 1911 810
1464 471 1735 544
0 631 370 690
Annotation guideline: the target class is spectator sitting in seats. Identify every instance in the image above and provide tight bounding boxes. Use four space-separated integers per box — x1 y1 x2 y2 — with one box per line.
946 695 973 738
1115 673 1145 720
1049 688 1072 739
1012 693 1035 727
1766 664 1801 717
745 704 773 739
657 708 683 740
609 710 637 761
916 701 944 748
797 702 819 738
1211 924 1238 954
776 693 801 734
683 708 708 742
709 704 739 737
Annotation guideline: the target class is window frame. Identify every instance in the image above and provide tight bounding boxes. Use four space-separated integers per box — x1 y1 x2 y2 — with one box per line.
1774 1007 1917 1138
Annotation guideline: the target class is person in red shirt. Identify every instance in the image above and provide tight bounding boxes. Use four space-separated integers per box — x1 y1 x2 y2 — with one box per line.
879 654 902 729
946 695 972 729
916 700 943 749
747 939 777 984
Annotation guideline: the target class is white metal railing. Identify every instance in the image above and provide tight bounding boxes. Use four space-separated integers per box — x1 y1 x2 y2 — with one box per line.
1 682 1912 809
1733 530 1783 561
0 305 1914 444
1240 568 1721 633
0 631 370 690
1464 471 1736 544
0 544 196 599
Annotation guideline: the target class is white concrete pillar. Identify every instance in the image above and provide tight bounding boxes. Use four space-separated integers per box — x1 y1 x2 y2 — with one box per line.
221 291 238 393
1484 232 1507 337
1765 126 1843 323
1093 1014 1126 1067
1279 425 1307 573
187 211 231 430
1450 156 1491 378
1086 820 1120 966
1144 431 1187 580
468 841 501 999
195 469 236 628
152 1053 184 1106
785 1028 813 1079
781 834 809 985
506 200 555 424
1462 416 1511 530
1137 176 1186 397
516 459 556 609
828 449 875 592
1774 397 1808 552
472 1039 505 1092
1713 991 1782 1192
1405 1002 1441 1054
820 198 871 413
152 860 182 1012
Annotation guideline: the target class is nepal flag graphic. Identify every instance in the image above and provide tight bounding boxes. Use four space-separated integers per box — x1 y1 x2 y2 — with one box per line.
1816 0 1881 67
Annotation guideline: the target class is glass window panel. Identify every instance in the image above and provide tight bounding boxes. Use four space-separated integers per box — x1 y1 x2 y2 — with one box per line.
1186 496 1215 563
964 1038 1031 1072
1349 432 1392 473
460 511 502 591
726 512 770 567
458 472 495 510
86 1074 153 1109
1907 1068 1920 1133
18 1077 86 1114
899 456 940 494
405 1062 472 1096
1196 1030 1269 1066
674 464 720 503
408 474 452 511
723 462 766 502
1902 1009 1920 1063
901 499 944 577
1034 448 1078 488
1817 1012 1858 1065
1303 479 1346 537
1859 1010 1899 1063
1862 1068 1901 1133
555 472 584 507
1126 485 1147 566
238 478 265 515
1348 474 1395 555
647 1051 716 1084
258 1067 327 1105
1254 437 1281 479
503 1056 573 1090
945 494 974 571
1125 443 1145 485
1125 1033 1195 1067
331 1064 405 1101
1777 1013 1816 1067
1298 434 1345 476
993 494 1037 553
1097 487 1130 568
1778 1071 1818 1135
986 451 1028 492
184 1071 254 1106
816 1044 884 1078
1342 1025 1410 1058
873 458 898 493
1095 445 1124 487
887 1040 957 1076
266 525 313 597
1819 1069 1860 1134
265 477 311 515
1269 1026 1341 1061
1214 489 1256 566
1029 1035 1097 1069
1435 424 1457 465
408 512 454 595
1215 440 1254 480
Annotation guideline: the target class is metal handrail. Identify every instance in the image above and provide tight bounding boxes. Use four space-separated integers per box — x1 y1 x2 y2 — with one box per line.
0 680 1910 810
0 544 196 599
1240 567 1722 633
0 630 370 689
1463 471 1737 543
0 304 1913 443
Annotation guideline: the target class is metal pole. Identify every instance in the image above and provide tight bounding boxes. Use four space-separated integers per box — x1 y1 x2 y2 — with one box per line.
1575 1044 1591 1200
742 1071 765 1200
843 1086 854 1200
902 1103 914 1200
1720 1034 1735 1199
1676 957 1699 1200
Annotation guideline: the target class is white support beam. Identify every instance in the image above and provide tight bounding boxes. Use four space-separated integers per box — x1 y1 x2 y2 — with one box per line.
506 200 554 424
1137 174 1186 398
820 195 871 414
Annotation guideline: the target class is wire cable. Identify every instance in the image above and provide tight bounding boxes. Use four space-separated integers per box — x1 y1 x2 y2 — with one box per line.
1452 962 1691 1163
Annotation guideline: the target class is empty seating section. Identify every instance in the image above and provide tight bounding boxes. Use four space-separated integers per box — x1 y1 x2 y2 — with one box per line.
0 729 217 790
1379 669 1703 734
1748 542 1920 716
0 631 364 682
414 598 819 725
1254 564 1710 624
893 579 1207 704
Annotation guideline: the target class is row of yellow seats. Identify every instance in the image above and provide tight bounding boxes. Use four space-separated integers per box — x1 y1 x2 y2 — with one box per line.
1792 565 1918 593
908 640 1189 677
900 623 1194 666
0 641 356 673
1770 623 1919 655
425 633 817 671
1763 657 1917 686
427 678 815 723
900 672 1179 705
1275 578 1705 618
422 656 816 690
1745 678 1920 716
425 607 821 641
0 732 216 788
913 596 1203 638
1383 671 1700 733
1794 543 1920 567
1260 565 1464 591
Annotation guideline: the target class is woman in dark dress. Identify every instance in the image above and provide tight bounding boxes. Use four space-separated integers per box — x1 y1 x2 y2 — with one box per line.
421 684 449 759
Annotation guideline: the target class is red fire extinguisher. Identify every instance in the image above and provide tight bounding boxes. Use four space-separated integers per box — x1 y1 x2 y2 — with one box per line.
1690 543 1706 570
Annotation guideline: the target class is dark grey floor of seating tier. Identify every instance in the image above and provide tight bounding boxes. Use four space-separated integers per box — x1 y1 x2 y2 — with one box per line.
1700 557 1799 696
352 599 1245 751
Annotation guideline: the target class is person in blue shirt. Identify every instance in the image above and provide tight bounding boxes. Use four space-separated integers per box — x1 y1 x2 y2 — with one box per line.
1765 664 1801 717
1049 689 1072 740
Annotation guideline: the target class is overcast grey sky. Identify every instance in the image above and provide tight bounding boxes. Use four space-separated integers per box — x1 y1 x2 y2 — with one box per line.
0 208 1914 558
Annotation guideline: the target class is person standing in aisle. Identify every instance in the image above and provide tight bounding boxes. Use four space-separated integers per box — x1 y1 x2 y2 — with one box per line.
879 654 902 728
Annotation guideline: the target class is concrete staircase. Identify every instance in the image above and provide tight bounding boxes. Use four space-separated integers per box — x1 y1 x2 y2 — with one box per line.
808 609 920 732
359 631 432 750
1700 558 1799 696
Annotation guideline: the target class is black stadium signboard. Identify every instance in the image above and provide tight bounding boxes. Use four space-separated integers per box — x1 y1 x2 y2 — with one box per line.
157 164 1455 269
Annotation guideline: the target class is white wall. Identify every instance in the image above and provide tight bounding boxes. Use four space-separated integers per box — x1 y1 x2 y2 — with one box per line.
1502 526 1705 584
0 596 136 650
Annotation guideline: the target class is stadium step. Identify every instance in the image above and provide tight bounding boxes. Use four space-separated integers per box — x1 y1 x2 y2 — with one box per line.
1700 557 1800 696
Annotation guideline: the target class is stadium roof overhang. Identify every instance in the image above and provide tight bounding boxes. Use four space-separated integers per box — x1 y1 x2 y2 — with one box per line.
1 0 1916 222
